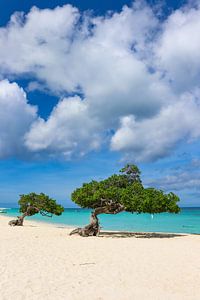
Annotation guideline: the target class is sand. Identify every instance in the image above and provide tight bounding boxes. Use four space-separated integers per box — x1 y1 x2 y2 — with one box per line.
0 215 200 300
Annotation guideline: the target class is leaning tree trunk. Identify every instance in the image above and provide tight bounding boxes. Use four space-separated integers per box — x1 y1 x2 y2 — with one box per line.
70 210 100 237
8 212 27 226
70 201 124 237
8 206 39 226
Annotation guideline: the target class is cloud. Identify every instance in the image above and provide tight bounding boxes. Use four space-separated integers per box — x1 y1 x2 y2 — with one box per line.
156 2 200 92
0 5 79 92
0 2 200 161
111 91 200 162
25 96 101 159
0 80 37 158
148 172 200 191
145 159 200 192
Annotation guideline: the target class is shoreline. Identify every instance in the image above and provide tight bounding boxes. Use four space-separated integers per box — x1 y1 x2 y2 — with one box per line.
2 207 200 236
1 213 199 236
0 213 75 229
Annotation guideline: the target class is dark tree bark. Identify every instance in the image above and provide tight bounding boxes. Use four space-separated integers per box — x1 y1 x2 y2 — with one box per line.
8 206 39 226
70 201 124 237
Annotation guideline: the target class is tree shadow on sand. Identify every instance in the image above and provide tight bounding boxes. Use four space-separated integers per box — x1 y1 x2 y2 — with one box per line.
99 231 186 238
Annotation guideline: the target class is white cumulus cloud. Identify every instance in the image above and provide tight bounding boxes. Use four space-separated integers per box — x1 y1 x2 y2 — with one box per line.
0 1 200 161
0 80 37 158
111 92 200 162
156 3 200 92
25 96 101 159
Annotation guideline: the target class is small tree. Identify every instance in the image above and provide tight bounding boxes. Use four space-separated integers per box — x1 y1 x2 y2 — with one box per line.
70 164 180 236
8 192 64 226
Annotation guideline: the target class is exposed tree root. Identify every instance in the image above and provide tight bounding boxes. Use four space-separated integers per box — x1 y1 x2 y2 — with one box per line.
70 211 100 236
8 206 40 226
70 201 124 237
8 216 24 226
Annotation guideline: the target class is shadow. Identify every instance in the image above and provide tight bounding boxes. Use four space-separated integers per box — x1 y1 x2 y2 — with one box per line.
99 231 186 239
56 226 68 229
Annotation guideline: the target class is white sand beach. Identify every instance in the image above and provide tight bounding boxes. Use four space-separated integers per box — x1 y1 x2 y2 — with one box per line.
0 215 200 300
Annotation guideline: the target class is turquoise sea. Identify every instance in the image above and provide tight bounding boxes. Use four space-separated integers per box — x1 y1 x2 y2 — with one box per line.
1 207 200 234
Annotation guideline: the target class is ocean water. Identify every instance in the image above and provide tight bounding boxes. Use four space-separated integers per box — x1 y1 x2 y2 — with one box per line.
1 207 200 234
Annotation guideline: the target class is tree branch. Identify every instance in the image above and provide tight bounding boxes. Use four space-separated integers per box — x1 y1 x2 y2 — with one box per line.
40 211 53 217
94 202 124 216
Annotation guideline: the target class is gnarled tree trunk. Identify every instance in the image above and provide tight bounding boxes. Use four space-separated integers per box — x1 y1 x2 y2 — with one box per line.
70 201 124 237
8 212 27 226
8 206 39 226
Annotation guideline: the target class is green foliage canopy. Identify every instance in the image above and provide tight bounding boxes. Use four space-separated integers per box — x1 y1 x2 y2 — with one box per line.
71 164 180 214
19 192 64 217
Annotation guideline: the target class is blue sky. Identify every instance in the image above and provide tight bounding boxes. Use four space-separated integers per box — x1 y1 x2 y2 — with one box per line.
0 0 200 207
0 0 187 24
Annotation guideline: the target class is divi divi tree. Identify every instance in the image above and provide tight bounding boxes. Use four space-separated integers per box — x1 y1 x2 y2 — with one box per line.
70 164 180 237
8 193 64 226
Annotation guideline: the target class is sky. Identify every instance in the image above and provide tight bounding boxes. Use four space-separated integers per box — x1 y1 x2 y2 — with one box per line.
0 0 200 207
